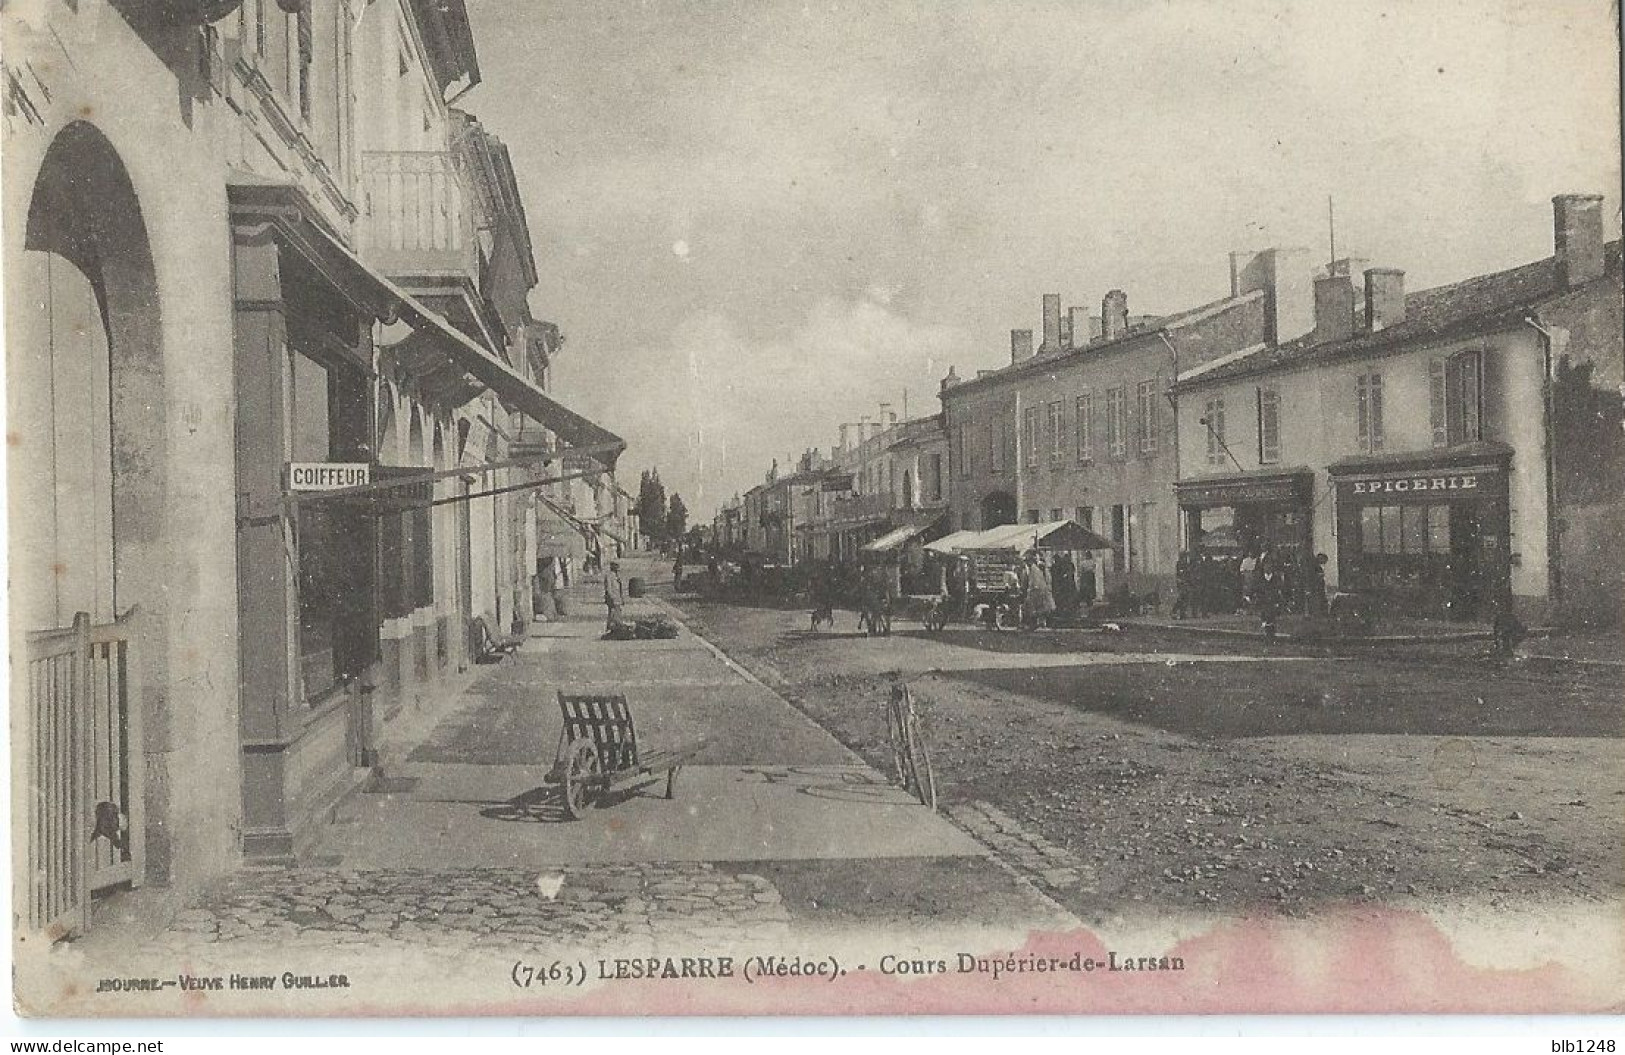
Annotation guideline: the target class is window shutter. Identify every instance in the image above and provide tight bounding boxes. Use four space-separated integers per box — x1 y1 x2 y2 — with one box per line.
1429 358 1448 448
1478 348 1499 440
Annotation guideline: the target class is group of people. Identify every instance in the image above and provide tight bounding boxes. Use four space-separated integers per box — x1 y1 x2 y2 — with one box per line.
1171 545 1329 637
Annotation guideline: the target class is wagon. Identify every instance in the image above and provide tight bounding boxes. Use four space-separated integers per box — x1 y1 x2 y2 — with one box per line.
549 692 709 820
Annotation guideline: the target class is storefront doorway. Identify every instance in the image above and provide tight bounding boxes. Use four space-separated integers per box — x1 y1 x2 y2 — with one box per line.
1330 449 1511 621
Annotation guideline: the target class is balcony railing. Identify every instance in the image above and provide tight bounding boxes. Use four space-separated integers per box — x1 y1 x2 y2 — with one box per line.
359 151 479 279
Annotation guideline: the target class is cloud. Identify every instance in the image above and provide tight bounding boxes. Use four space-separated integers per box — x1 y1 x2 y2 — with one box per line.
593 293 975 515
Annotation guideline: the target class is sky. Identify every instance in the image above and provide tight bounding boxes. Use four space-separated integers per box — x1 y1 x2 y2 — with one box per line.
462 0 1622 520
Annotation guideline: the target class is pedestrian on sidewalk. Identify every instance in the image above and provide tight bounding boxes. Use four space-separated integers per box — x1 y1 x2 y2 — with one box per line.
604 560 626 630
1022 551 1055 630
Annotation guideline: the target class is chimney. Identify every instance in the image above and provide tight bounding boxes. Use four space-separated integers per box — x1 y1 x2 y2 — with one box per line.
1230 247 1314 345
1010 328 1034 364
1364 268 1405 332
838 423 851 451
940 365 961 392
878 403 896 428
1040 294 1062 354
1058 312 1072 349
1068 307 1090 347
1101 290 1129 340
1313 273 1357 343
1554 193 1605 288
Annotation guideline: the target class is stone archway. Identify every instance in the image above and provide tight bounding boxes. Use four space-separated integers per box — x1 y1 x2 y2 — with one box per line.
14 121 166 634
11 120 170 890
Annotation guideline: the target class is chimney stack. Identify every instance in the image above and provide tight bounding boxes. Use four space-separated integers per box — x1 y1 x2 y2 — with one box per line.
1101 290 1129 340
1040 294 1062 354
1068 306 1091 348
838 423 851 451
1554 194 1605 288
1230 247 1314 345
1010 329 1034 364
878 403 896 429
940 366 961 392
1058 312 1073 349
1313 273 1358 344
1364 268 1405 332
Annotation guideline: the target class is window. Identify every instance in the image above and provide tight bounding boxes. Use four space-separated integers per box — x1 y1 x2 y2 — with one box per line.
1075 390 1093 462
1356 373 1384 454
1023 406 1041 468
1360 504 1452 555
925 454 943 502
1105 386 1127 457
1257 387 1281 465
957 425 971 478
987 422 1001 474
1204 397 1227 467
1050 508 1064 522
1431 350 1483 447
1136 377 1160 454
1026 509 1042 524
1110 504 1127 572
1075 507 1094 532
254 0 266 57
1046 401 1064 463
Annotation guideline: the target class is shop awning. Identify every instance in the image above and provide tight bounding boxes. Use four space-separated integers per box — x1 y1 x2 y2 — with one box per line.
228 180 624 471
860 511 946 554
928 520 1117 554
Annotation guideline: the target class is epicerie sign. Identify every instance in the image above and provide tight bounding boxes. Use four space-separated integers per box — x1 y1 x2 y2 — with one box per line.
287 462 371 491
1348 473 1481 496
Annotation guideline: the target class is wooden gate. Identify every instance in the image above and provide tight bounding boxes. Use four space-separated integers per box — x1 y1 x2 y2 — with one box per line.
21 611 144 940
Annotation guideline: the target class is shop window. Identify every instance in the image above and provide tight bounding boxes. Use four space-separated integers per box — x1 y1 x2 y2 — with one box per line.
1136 377 1159 455
1105 387 1127 458
1356 373 1385 453
1047 401 1065 463
1075 390 1093 463
1430 351 1483 448
1257 387 1281 465
1360 504 1452 556
1203 397 1227 467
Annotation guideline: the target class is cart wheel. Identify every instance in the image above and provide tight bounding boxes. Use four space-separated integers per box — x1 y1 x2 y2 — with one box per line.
665 765 681 800
560 738 601 820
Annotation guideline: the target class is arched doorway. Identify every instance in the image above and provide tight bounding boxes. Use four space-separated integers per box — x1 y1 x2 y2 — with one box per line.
11 122 166 922
981 491 1016 529
13 122 165 634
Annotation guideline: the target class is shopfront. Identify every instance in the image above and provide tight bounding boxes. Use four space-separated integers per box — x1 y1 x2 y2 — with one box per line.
1329 445 1512 621
1174 469 1315 564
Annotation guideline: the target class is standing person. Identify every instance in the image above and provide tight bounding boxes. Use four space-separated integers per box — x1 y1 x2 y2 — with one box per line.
1023 551 1056 630
537 555 560 621
1239 546 1261 607
1303 552 1329 617
1172 551 1195 620
603 560 626 631
1255 560 1283 639
1051 551 1078 620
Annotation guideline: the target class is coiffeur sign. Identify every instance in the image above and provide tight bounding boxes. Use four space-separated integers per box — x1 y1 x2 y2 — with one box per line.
287 463 371 491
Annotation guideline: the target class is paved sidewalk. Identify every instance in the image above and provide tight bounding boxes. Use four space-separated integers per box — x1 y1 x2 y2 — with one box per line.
156 554 1073 952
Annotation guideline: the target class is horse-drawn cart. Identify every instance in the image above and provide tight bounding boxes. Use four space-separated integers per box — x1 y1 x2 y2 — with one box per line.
549 692 708 820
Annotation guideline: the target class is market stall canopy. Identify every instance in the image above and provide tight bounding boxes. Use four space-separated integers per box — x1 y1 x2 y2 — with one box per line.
930 519 1117 554
860 511 946 554
923 529 983 555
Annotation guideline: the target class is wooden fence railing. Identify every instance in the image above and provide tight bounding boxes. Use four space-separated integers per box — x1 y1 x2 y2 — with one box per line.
22 611 144 940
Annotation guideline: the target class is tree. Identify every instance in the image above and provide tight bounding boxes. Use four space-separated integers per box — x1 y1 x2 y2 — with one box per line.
636 469 667 546
665 493 689 547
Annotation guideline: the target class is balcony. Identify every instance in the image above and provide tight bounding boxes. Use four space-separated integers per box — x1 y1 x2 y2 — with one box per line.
359 151 479 281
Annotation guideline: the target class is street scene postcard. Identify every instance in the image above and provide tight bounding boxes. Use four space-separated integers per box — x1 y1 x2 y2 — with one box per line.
4 0 1623 1020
